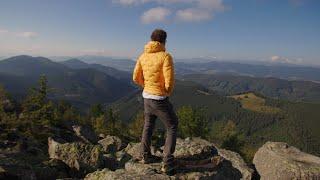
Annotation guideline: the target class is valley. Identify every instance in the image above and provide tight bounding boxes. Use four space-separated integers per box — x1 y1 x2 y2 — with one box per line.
0 55 319 161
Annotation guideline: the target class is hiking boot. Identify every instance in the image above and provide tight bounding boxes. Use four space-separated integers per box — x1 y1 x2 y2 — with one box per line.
139 154 162 164
161 162 176 176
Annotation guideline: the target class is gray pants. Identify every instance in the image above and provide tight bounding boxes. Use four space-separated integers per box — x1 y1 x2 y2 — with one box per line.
141 98 178 165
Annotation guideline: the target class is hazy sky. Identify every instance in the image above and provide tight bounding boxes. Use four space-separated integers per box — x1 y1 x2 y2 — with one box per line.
0 0 319 64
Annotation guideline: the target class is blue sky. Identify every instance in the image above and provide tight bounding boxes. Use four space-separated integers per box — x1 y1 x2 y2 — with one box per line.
0 0 319 65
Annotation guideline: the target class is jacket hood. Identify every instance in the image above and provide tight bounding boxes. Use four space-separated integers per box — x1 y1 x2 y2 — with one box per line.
144 41 166 53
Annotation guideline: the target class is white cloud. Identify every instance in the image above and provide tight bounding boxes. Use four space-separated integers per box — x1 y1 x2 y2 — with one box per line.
270 55 303 64
113 0 227 23
16 31 38 38
141 7 171 24
176 8 212 22
176 0 225 22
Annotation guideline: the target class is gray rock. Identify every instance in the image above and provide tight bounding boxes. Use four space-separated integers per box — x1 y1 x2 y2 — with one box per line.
48 137 104 175
85 159 239 180
218 149 253 180
253 141 320 180
98 135 124 153
72 125 98 144
124 142 157 159
85 168 172 180
174 137 218 160
86 137 254 180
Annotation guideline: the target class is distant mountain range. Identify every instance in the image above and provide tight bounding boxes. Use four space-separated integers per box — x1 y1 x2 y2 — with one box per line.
0 55 135 109
1 55 320 107
47 56 320 82
175 61 320 82
76 55 136 72
61 58 131 80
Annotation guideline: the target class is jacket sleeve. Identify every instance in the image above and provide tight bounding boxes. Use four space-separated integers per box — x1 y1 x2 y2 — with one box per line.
163 54 175 94
133 56 144 87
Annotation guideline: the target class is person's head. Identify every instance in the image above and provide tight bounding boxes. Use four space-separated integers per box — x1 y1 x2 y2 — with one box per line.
151 29 167 45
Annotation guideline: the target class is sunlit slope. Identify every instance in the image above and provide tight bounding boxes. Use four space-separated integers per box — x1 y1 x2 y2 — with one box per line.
231 92 282 114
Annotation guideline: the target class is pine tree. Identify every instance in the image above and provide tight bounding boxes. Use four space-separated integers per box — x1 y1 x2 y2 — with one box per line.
90 104 104 118
177 106 209 138
20 75 57 143
93 115 107 134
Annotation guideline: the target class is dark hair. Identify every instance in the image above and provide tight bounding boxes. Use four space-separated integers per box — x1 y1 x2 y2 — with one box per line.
151 29 167 44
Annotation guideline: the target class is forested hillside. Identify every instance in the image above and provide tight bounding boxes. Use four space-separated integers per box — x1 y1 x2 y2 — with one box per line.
179 74 320 103
0 56 135 109
113 80 320 160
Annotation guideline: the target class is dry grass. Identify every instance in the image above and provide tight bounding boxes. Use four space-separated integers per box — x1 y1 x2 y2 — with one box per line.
231 92 282 114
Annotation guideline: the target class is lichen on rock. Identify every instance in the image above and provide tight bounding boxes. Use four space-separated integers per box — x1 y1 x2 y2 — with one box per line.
253 141 320 180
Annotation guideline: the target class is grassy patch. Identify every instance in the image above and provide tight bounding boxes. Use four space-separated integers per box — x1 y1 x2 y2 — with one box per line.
231 92 281 114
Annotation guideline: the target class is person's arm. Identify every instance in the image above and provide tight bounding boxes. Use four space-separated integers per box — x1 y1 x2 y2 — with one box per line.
133 56 144 87
163 54 175 94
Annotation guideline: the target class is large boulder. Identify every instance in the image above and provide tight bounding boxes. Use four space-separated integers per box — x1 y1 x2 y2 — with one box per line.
98 135 124 153
253 141 320 180
218 149 254 180
48 137 105 175
174 137 218 160
72 125 98 144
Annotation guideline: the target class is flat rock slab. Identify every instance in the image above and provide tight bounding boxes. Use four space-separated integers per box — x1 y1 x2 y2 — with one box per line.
85 156 246 180
85 168 173 180
173 138 218 161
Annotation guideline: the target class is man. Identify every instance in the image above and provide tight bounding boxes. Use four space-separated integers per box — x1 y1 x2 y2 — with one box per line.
133 29 178 175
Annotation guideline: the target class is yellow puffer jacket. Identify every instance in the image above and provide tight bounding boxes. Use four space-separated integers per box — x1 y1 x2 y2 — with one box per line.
133 41 175 96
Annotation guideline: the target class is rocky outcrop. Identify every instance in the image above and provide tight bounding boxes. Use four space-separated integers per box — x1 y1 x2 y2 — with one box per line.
253 141 320 180
48 137 105 175
72 125 98 144
86 137 254 180
98 135 124 153
85 168 172 180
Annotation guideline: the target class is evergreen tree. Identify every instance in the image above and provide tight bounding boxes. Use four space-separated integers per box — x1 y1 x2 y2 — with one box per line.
20 75 56 143
177 106 209 138
93 115 107 134
90 104 104 118
0 85 16 123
